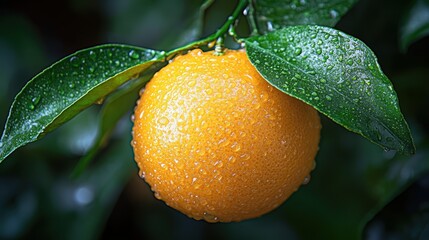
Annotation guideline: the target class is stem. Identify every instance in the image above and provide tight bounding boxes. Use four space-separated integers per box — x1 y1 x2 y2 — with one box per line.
246 0 260 36
165 0 249 59
195 0 216 36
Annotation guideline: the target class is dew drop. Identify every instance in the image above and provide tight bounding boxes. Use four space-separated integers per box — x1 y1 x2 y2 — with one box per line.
154 192 162 200
219 138 230 147
128 50 140 59
203 212 219 223
330 9 339 18
31 95 41 106
187 80 196 87
231 142 241 152
70 56 79 67
139 170 146 179
325 95 332 101
215 161 224 168
158 117 169 126
240 153 250 160
315 48 322 55
243 6 250 16
302 175 311 185
294 47 302 56
89 51 96 60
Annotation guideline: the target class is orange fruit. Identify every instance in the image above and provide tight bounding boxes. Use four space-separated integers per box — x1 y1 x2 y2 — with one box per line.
132 49 321 222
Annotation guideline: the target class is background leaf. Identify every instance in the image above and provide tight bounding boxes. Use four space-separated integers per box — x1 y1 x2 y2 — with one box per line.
245 25 414 154
253 0 357 33
160 0 215 49
280 122 429 239
400 0 429 51
71 63 166 176
0 44 164 162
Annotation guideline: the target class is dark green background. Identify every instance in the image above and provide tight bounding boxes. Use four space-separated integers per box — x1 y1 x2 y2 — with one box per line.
0 0 428 239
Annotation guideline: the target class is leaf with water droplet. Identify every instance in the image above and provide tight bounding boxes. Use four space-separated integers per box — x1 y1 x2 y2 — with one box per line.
253 0 357 33
0 44 165 163
245 25 415 154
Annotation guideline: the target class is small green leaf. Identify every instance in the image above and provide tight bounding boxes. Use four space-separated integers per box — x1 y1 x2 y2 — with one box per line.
253 0 357 33
0 44 165 163
71 67 163 177
400 0 429 51
245 25 415 154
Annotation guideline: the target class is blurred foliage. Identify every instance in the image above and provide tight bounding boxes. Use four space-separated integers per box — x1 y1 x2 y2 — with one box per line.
399 0 429 51
0 0 428 240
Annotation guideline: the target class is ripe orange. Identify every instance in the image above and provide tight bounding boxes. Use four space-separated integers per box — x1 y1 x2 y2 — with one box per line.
132 49 321 222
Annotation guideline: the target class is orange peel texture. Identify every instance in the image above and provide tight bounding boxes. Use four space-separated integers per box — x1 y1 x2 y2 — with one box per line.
132 49 321 222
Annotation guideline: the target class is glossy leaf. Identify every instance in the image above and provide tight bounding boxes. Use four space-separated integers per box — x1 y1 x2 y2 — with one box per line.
400 0 429 50
0 44 165 162
253 0 357 33
245 25 415 154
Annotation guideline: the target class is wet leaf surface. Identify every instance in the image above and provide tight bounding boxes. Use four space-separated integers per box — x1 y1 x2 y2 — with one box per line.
0 44 164 162
245 25 415 154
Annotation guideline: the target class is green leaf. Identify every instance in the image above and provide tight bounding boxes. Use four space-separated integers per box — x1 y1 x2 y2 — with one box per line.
253 0 357 33
245 25 415 154
400 0 429 51
71 69 162 177
0 44 165 163
162 0 215 48
67 132 135 240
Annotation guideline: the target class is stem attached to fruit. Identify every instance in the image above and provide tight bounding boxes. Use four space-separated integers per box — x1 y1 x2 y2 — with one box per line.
165 0 249 60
